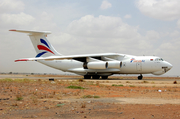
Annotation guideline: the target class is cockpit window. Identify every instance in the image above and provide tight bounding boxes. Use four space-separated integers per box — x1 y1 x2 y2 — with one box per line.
160 58 163 61
155 58 163 61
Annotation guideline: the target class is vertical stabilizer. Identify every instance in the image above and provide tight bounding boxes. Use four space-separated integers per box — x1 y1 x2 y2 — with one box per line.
9 29 62 57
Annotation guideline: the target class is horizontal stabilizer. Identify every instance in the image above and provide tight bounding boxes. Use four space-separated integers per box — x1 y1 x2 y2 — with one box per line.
9 29 51 35
15 59 29 62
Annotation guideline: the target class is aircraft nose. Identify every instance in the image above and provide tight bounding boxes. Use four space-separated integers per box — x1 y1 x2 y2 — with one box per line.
166 62 173 69
162 61 173 72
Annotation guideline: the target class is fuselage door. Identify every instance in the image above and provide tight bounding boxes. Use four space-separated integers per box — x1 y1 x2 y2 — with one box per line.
136 62 142 71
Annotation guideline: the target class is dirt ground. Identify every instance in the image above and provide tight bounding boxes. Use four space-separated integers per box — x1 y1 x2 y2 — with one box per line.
0 74 180 119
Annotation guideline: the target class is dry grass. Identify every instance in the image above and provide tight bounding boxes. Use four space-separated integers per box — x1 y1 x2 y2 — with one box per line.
81 102 86 108
16 94 23 101
96 81 100 86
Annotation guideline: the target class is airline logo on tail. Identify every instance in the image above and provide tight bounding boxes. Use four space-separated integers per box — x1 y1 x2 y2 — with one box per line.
36 39 55 57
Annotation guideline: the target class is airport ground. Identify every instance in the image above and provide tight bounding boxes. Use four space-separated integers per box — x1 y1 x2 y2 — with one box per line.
0 74 180 119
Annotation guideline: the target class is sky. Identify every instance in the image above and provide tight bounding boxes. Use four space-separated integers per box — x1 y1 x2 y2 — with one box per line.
0 0 179 76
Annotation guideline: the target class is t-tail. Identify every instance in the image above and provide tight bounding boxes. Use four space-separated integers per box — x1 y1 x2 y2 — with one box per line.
9 29 62 58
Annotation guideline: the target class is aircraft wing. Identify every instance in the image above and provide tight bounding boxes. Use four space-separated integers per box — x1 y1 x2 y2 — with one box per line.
15 53 124 62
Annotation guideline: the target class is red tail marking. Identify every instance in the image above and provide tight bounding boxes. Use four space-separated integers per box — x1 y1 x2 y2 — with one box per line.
37 45 54 54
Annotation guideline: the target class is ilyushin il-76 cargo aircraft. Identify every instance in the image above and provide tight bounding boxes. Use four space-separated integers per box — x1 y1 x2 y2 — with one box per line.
10 29 173 80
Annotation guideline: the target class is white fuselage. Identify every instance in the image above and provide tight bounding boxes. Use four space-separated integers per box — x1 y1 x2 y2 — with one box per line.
38 54 172 76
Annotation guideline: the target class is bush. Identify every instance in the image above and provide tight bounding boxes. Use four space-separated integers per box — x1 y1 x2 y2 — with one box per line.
66 86 85 89
143 81 149 83
77 79 84 82
57 103 65 107
16 94 23 101
112 84 123 87
82 95 100 98
129 85 135 87
93 96 100 98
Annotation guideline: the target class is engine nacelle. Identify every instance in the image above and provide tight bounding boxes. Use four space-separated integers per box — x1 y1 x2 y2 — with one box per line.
108 61 122 69
83 62 108 69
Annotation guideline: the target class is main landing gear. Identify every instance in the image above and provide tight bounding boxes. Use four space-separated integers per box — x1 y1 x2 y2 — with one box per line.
101 76 108 79
138 74 143 80
84 75 91 79
92 75 100 79
84 75 108 79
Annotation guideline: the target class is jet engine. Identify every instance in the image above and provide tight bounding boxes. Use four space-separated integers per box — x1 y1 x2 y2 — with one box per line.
83 61 122 69
108 61 122 69
83 62 108 69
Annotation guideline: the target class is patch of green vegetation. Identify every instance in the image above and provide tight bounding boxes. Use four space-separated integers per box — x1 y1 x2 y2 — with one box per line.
112 84 123 87
82 95 100 98
129 85 135 87
142 81 149 83
57 103 65 107
77 79 84 82
0 78 32 83
0 78 13 82
16 94 23 101
14 78 31 83
151 81 155 84
94 96 100 98
66 85 85 89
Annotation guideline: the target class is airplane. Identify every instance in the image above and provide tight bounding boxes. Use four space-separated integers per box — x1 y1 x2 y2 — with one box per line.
9 29 173 80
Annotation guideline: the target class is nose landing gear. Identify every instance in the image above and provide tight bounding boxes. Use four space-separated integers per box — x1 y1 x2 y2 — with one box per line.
138 74 143 80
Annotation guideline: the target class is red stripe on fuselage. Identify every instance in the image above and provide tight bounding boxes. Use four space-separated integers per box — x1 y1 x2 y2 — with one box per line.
37 45 54 54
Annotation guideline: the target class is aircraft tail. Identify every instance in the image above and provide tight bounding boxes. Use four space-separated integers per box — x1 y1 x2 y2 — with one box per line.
9 29 62 57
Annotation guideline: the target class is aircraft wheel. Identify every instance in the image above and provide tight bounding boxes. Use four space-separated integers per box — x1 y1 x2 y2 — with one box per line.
138 75 143 80
92 75 100 79
84 75 91 79
101 76 108 79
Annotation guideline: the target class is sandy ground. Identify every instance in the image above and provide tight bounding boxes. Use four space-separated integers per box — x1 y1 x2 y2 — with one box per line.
0 74 180 119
